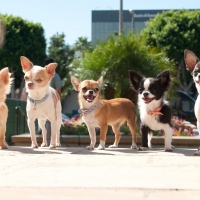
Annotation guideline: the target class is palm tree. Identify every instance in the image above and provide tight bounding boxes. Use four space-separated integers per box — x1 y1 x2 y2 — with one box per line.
70 33 177 104
74 37 92 58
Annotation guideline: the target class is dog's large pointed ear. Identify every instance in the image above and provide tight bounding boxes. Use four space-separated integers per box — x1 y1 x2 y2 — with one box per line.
128 70 143 91
0 67 14 94
45 63 58 78
97 76 103 88
184 49 199 72
156 70 171 91
0 67 10 85
71 76 81 91
20 56 33 73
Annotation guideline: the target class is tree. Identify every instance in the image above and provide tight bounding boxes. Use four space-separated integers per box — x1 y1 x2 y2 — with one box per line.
0 14 46 89
141 9 200 92
70 33 177 104
73 37 93 58
47 33 75 97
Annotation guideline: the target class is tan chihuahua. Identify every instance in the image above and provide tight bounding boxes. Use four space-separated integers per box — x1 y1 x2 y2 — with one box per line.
71 76 137 150
0 67 13 149
20 56 62 149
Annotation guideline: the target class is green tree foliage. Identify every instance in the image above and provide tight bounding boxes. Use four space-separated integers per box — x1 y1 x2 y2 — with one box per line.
73 37 93 58
141 9 200 91
70 34 177 103
0 14 46 88
47 33 75 97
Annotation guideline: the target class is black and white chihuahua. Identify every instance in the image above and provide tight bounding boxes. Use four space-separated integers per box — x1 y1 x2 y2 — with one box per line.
184 49 200 156
129 70 173 151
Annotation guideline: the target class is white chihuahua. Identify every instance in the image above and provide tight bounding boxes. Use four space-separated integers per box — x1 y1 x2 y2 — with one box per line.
184 50 200 156
20 56 62 149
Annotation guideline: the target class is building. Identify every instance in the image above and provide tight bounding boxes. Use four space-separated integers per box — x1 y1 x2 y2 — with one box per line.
92 10 166 42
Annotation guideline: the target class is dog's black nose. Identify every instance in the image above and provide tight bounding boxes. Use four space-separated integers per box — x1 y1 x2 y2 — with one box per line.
89 90 93 95
28 82 33 87
143 92 149 97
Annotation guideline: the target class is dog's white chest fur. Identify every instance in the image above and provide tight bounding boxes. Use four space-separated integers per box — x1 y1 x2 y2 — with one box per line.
195 95 200 120
139 99 163 130
82 112 99 127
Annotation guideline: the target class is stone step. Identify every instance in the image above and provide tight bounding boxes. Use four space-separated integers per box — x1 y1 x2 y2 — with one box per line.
11 134 200 148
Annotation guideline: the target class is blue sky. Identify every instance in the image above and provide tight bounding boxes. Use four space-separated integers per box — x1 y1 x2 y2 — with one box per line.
1 0 200 46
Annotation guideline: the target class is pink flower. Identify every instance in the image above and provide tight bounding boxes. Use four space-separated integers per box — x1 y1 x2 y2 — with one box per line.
184 129 189 133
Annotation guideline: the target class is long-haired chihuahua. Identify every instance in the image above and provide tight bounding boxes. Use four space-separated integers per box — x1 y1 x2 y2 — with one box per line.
129 70 173 152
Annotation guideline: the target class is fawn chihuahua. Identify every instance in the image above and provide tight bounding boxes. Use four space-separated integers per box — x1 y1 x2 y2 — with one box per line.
71 75 137 150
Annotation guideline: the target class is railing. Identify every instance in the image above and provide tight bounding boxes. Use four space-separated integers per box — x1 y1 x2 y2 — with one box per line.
6 98 28 142
15 106 27 135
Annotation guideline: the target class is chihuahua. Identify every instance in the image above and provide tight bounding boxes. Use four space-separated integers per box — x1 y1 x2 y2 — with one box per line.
0 67 13 149
184 49 200 156
71 76 137 150
20 56 62 149
129 70 173 151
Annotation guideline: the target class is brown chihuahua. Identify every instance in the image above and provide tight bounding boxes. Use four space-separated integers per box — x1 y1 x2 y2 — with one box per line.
71 75 137 150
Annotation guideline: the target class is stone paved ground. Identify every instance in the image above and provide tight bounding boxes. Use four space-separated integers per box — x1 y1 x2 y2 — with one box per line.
1 146 200 200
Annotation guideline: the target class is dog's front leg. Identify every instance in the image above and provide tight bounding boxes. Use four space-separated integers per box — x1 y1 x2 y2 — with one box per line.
38 119 48 147
49 121 57 149
86 126 96 150
194 120 200 155
27 118 38 148
0 125 8 149
163 125 173 152
98 124 107 150
138 124 149 151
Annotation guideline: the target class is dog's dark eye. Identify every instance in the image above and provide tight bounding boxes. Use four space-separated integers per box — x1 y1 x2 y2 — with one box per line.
24 76 29 80
36 79 42 83
193 70 198 77
138 88 143 94
150 88 157 94
82 87 87 92
94 88 99 93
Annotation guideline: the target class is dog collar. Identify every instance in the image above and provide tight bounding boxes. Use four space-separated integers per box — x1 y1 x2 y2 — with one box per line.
78 102 100 114
147 106 163 116
27 93 49 110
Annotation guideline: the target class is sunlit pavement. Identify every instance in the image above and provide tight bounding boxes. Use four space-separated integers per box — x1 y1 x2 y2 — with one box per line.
1 146 200 200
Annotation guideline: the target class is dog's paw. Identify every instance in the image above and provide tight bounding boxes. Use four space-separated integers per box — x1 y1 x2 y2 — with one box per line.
165 148 173 152
138 147 148 151
41 143 47 147
86 146 94 150
194 150 200 156
56 143 61 147
49 144 56 149
31 144 38 149
109 144 118 148
0 145 8 149
131 143 137 149
97 145 105 150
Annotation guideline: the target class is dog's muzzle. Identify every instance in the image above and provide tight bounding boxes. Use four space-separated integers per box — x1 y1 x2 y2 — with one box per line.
83 90 96 102
142 97 155 104
142 92 155 104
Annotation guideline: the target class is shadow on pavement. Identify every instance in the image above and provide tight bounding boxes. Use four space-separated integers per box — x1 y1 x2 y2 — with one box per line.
0 145 197 156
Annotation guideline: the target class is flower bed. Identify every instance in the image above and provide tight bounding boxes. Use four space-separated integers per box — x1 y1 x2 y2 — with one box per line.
153 116 196 137
61 116 197 137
